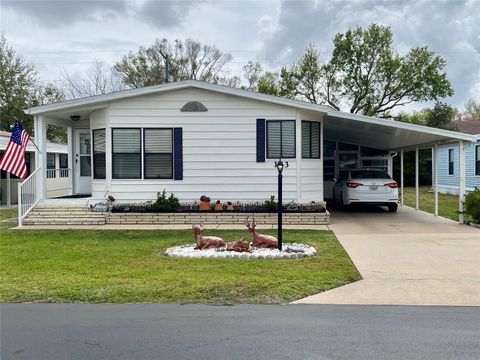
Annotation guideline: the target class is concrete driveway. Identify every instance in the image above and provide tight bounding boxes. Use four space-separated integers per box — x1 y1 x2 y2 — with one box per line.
295 205 480 306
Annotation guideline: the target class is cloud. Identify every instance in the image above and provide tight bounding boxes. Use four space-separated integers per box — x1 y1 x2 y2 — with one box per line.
137 0 203 29
260 0 480 109
2 0 128 27
2 0 201 30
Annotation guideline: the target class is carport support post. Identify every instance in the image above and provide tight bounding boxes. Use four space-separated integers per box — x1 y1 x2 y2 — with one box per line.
400 149 404 206
415 147 419 211
434 144 439 216
459 141 466 224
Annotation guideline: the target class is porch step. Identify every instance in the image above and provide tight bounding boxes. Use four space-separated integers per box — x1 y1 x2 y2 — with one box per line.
23 205 107 226
23 218 106 225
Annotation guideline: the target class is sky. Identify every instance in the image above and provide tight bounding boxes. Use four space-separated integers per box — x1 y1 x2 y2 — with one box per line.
1 0 479 113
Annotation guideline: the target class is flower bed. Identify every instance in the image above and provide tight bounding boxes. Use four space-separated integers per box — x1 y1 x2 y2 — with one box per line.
111 201 327 214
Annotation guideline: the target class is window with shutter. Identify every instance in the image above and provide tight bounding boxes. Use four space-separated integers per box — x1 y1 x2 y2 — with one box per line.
112 128 141 179
301 121 320 159
144 128 173 179
266 120 296 159
93 129 106 179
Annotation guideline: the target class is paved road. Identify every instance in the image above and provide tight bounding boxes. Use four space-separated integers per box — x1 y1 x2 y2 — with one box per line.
2 304 480 360
297 205 480 306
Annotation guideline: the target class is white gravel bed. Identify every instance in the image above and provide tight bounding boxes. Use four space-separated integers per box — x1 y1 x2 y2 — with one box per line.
164 243 316 260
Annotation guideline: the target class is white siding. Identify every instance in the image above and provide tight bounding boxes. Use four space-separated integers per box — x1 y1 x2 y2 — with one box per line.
91 88 325 203
437 140 480 194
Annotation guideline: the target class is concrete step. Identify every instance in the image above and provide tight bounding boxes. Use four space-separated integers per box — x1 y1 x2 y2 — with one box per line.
33 208 91 212
23 218 106 225
28 212 105 219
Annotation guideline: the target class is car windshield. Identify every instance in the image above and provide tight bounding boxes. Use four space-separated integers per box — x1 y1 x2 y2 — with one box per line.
351 169 390 179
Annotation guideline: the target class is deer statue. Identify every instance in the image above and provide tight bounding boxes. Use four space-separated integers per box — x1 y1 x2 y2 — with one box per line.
226 237 251 252
192 223 226 250
245 218 278 249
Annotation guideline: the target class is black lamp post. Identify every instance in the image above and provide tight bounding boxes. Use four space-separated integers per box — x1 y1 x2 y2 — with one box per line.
275 159 288 250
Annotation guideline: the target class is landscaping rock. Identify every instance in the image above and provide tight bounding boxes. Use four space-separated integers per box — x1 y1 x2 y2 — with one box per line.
164 243 317 260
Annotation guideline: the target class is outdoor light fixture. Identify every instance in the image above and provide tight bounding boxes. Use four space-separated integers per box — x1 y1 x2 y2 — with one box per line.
70 115 81 121
275 159 289 250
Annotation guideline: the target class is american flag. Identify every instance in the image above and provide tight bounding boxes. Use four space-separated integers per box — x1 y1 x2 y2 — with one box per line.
0 121 30 179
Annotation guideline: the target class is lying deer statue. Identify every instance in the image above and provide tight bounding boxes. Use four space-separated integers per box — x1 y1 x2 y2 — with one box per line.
226 237 251 252
245 218 278 249
192 223 226 250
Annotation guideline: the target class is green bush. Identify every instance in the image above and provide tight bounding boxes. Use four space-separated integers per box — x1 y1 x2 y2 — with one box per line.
264 195 278 212
465 188 480 223
152 190 180 211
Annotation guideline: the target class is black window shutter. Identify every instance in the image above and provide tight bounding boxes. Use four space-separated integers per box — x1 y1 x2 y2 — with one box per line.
173 128 183 180
256 119 266 162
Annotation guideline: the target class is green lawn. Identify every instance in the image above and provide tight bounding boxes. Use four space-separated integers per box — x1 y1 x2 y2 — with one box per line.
402 186 460 221
0 213 360 304
0 207 17 230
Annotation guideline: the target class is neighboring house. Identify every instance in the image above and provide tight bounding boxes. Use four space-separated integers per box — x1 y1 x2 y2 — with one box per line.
437 120 480 195
0 131 69 205
22 81 476 208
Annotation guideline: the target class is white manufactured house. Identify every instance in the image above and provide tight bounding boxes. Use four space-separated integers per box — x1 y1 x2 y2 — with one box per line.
0 131 69 206
436 120 480 195
19 80 477 224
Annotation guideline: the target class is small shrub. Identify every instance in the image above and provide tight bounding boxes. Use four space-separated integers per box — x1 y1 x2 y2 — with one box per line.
264 195 278 212
152 190 180 211
465 188 480 223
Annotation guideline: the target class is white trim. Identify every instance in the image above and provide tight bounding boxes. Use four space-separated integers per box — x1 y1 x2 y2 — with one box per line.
295 110 302 202
434 143 439 216
415 147 419 211
459 141 465 224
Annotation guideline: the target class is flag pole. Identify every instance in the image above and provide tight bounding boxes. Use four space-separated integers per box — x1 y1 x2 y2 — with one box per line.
29 138 41 153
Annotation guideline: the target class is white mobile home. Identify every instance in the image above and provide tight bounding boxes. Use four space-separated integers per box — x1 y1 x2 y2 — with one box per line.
436 120 480 195
0 131 69 205
21 81 476 221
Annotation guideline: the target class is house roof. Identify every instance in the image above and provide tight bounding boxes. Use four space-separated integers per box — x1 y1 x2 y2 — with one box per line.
24 80 478 150
454 119 480 135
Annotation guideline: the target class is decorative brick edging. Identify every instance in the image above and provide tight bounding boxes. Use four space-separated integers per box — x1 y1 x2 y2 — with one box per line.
106 211 330 225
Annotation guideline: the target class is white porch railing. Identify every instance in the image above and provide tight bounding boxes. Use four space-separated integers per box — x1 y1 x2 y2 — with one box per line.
46 168 72 198
18 168 41 227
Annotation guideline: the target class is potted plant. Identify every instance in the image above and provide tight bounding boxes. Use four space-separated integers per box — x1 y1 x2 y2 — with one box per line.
199 195 211 211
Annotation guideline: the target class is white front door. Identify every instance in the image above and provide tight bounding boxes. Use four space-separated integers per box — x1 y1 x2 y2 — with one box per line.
75 129 92 194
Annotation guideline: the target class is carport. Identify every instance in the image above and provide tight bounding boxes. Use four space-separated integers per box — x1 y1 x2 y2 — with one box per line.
322 110 478 223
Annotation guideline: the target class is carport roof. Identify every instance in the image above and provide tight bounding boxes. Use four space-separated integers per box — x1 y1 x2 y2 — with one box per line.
25 80 477 150
323 112 478 150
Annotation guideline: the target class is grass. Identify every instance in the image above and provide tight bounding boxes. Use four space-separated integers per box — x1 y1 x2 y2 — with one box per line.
0 207 17 230
0 213 360 304
402 186 460 221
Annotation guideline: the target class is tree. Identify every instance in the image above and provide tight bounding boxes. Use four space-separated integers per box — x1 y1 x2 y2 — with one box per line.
114 39 233 88
60 59 125 100
243 61 262 91
0 33 38 134
257 72 280 96
395 101 457 130
423 102 457 130
462 99 480 121
1 34 68 143
279 24 453 117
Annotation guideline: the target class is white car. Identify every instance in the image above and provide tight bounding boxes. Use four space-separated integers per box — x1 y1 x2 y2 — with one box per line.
333 168 399 212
